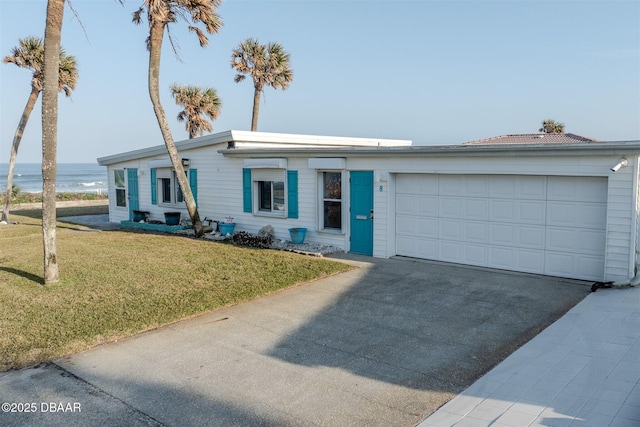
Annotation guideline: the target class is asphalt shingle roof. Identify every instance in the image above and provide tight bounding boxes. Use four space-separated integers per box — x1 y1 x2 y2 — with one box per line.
463 133 600 145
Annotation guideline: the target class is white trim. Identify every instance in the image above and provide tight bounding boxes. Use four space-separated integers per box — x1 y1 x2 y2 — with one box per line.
114 169 127 209
251 169 286 217
156 168 186 207
221 140 640 159
244 158 288 169
98 130 412 166
229 130 411 147
316 170 346 234
632 157 639 278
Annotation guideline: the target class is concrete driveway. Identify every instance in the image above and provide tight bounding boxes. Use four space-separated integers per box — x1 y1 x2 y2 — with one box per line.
0 256 589 426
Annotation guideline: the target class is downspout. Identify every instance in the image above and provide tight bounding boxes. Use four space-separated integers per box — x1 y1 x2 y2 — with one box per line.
613 265 640 287
613 155 640 287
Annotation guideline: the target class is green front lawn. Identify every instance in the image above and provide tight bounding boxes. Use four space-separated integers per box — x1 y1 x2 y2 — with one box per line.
0 211 352 371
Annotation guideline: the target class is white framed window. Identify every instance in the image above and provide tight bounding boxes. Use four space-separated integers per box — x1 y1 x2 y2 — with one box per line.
319 171 344 232
253 169 286 217
114 169 126 207
157 169 186 206
258 180 285 213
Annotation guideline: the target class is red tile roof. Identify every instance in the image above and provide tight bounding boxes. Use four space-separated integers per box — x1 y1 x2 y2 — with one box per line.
463 133 600 145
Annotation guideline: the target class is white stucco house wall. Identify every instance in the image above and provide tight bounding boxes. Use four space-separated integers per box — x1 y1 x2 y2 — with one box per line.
97 130 640 283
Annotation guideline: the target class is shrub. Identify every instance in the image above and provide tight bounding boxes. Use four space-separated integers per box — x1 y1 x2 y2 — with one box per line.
226 231 273 249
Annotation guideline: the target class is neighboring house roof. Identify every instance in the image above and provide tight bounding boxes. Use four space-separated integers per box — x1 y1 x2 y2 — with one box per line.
463 133 600 145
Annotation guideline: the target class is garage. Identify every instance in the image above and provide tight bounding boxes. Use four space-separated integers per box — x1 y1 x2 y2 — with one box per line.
395 174 608 280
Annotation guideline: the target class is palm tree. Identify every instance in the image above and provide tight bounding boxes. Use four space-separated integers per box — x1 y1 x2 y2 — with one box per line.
1 36 77 224
133 0 222 238
539 119 565 134
231 38 293 131
170 83 222 139
41 0 65 284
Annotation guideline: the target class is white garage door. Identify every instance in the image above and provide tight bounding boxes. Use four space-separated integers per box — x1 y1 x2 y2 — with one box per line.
395 174 607 280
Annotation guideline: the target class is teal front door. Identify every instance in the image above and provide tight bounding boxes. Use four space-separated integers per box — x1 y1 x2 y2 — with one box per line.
127 168 139 220
349 171 374 256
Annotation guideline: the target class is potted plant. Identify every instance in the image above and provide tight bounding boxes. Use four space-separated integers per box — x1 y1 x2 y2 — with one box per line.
219 216 235 236
132 210 149 222
164 212 181 226
288 227 307 244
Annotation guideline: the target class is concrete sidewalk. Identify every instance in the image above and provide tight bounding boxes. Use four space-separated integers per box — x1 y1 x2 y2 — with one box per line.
421 285 640 427
0 256 606 426
8 199 108 211
58 214 121 230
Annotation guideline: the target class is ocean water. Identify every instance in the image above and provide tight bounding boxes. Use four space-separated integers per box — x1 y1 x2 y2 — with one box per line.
0 163 108 194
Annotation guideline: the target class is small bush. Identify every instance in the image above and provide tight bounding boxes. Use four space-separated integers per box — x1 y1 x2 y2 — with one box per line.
226 231 273 249
0 192 109 204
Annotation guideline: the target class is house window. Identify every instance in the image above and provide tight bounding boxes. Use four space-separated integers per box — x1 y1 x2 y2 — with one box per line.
321 171 343 231
243 168 298 218
176 173 185 203
157 169 186 206
258 181 285 213
248 169 287 217
114 169 126 207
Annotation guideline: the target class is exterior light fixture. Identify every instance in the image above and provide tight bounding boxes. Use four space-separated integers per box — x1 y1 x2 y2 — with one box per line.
610 158 628 172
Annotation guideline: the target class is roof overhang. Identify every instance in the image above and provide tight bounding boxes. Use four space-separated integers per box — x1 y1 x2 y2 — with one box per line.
97 130 412 166
219 141 640 159
98 131 236 166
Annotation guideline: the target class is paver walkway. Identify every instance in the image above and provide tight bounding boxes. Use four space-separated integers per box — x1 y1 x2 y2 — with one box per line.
420 285 640 427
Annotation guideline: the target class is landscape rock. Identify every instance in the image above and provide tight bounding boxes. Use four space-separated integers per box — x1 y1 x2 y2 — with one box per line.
258 224 275 240
270 239 343 256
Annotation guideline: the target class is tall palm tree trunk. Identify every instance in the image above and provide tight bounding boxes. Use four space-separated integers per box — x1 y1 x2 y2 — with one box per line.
41 0 64 284
251 86 261 131
148 21 204 237
2 87 39 223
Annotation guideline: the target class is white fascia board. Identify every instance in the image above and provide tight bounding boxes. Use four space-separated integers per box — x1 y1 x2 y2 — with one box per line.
229 130 412 147
97 130 235 166
220 141 640 159
97 129 410 165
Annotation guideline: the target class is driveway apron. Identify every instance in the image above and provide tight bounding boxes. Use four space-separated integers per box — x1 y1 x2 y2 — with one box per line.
2 256 589 426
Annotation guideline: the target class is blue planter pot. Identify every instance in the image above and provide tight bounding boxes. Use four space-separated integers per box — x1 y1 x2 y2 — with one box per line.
288 227 307 244
132 210 149 222
219 222 236 236
164 212 181 226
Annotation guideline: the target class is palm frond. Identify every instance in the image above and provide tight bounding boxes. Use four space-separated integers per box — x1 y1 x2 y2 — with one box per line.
3 36 77 96
230 38 294 93
171 82 222 138
135 0 223 55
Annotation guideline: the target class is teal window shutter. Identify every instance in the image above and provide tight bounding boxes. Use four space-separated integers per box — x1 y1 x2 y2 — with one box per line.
150 168 157 205
242 168 252 213
189 168 198 207
287 170 298 219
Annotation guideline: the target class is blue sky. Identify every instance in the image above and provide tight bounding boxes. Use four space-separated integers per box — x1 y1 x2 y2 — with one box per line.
1 0 638 163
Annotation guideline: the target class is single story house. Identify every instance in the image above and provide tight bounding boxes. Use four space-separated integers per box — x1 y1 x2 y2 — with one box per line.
97 130 640 283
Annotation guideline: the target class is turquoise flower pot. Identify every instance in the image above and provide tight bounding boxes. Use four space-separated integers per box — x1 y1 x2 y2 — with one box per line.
164 212 181 226
288 227 307 244
219 222 236 236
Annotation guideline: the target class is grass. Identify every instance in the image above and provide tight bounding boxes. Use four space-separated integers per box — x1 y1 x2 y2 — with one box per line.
0 208 353 371
2 191 109 205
